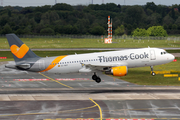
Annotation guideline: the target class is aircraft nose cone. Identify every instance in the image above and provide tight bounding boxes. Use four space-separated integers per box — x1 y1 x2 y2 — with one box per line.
169 54 175 61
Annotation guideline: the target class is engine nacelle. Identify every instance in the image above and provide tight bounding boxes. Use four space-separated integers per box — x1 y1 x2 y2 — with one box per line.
111 66 128 76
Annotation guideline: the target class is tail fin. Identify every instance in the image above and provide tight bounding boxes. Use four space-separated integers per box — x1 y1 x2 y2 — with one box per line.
6 34 40 63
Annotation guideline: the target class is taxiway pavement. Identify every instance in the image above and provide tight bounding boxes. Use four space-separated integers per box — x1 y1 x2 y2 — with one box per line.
0 62 180 120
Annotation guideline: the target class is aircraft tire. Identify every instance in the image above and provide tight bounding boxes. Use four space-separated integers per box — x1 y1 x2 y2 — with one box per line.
92 75 97 80
151 72 156 76
95 77 101 83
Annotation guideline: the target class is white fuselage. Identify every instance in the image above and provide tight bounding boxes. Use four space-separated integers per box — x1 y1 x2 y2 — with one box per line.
39 48 174 74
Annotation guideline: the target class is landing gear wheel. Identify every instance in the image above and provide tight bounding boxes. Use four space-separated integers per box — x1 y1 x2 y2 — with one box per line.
92 74 97 80
150 66 155 76
151 72 156 76
92 72 101 83
95 77 101 83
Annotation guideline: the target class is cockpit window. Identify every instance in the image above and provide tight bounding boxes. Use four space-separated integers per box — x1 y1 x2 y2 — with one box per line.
161 51 167 55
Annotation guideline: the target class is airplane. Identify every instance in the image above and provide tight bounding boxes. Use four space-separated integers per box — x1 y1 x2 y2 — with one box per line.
5 34 175 83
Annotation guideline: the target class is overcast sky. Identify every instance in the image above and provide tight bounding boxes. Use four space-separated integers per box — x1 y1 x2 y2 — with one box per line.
2 0 180 7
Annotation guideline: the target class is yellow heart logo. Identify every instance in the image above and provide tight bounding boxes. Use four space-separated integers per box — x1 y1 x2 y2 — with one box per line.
10 44 29 59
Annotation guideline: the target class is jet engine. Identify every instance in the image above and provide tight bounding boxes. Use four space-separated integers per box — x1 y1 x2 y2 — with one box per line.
105 66 128 76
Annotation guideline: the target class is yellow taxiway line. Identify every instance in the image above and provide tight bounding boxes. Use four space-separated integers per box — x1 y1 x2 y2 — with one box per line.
39 73 73 89
89 98 103 120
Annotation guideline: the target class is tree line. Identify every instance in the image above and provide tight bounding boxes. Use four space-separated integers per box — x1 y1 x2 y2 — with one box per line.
0 2 180 36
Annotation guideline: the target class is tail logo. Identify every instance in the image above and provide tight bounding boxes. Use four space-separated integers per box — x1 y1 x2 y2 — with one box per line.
10 44 29 59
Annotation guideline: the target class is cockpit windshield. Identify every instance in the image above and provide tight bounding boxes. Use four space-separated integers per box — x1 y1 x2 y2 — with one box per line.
161 51 167 55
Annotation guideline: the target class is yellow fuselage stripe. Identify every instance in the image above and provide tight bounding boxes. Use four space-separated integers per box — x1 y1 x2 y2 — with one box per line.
40 55 67 72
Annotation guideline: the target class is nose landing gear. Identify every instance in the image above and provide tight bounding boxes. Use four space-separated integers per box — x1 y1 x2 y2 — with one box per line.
150 66 156 76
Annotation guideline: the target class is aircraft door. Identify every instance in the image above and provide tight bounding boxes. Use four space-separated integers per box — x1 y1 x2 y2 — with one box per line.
150 50 156 60
39 60 45 70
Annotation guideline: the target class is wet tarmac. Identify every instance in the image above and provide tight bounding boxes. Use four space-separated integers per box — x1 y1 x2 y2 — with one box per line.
0 62 180 120
1 100 180 120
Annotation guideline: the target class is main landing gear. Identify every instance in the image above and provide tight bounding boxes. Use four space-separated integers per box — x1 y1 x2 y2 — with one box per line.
92 72 101 83
150 66 156 76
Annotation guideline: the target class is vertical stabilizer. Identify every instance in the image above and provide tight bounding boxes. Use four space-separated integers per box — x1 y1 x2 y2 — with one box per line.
6 34 40 63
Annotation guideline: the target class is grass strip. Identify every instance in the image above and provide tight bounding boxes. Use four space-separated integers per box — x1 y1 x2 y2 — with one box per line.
0 37 180 49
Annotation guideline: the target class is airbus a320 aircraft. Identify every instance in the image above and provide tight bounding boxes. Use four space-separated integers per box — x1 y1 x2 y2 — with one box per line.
5 34 175 83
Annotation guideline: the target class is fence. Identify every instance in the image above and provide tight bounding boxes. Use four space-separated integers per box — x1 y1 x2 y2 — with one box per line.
0 34 180 40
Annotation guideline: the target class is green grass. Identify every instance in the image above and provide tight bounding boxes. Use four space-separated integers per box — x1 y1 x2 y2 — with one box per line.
0 51 14 62
166 50 180 53
0 37 180 49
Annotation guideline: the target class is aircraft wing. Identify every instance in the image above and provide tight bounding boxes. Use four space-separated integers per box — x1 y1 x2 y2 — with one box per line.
81 62 128 70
